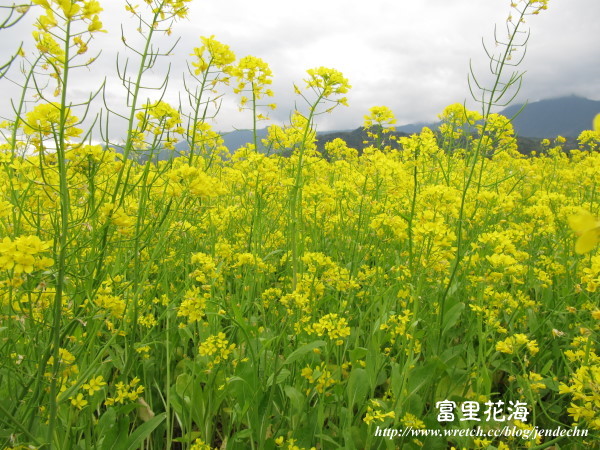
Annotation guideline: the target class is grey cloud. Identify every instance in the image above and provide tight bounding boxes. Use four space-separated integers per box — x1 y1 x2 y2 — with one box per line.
1 0 598 138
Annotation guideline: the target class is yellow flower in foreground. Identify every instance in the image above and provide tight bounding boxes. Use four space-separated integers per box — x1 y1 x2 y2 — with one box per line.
199 332 236 369
568 211 600 254
233 56 274 100
83 375 106 395
190 438 213 450
303 67 351 106
364 105 396 129
363 406 395 425
70 393 88 410
401 412 425 429
24 103 82 139
191 35 235 74
496 334 539 356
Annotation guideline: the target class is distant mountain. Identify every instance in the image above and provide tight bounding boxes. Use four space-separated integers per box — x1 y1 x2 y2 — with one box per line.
163 130 270 161
393 96 599 139
315 127 547 156
316 127 410 155
499 95 600 138
206 96 599 153
221 128 269 152
396 121 440 134
130 96 598 161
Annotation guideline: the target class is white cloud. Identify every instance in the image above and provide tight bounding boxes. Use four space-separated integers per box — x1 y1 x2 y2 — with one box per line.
1 0 598 137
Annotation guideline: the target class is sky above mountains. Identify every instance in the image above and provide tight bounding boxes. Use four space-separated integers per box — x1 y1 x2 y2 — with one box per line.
1 0 599 137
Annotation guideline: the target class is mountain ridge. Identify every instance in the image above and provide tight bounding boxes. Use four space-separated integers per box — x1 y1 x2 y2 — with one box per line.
499 95 599 138
394 95 599 138
144 96 597 160
217 96 598 152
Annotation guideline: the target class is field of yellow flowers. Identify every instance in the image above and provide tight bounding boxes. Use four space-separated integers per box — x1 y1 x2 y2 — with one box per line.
0 0 599 449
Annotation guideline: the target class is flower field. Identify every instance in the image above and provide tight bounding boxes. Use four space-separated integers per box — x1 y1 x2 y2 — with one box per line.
0 0 599 449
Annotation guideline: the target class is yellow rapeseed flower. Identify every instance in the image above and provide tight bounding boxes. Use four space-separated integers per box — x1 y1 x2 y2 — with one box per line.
568 210 600 254
191 35 236 75
198 332 236 369
0 235 54 274
24 103 82 139
233 56 274 101
593 113 600 133
302 67 351 109
69 393 88 410
82 375 106 396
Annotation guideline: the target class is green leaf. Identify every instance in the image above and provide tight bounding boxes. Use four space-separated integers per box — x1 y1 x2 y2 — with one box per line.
232 428 253 441
102 414 130 450
266 368 290 386
175 372 193 398
347 368 369 409
123 413 166 450
284 340 326 365
407 363 437 397
442 302 465 336
314 433 342 447
540 359 553 376
96 407 118 450
172 431 202 444
349 347 368 362
284 385 305 413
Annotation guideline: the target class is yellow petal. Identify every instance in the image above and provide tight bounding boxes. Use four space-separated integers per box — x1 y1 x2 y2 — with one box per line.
575 229 600 254
594 113 600 133
568 211 598 234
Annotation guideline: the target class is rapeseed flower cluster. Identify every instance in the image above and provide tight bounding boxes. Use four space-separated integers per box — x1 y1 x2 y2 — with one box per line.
264 112 317 154
363 407 395 425
30 0 106 94
305 313 351 345
191 35 236 75
177 286 207 323
137 0 192 20
82 375 106 395
190 438 214 450
165 163 225 198
105 377 145 406
301 362 336 395
324 138 358 161
274 436 316 450
363 106 396 131
0 235 53 274
23 103 82 141
198 332 236 369
496 334 539 357
134 101 184 150
363 106 397 150
233 56 274 104
363 399 395 425
46 347 78 380
380 310 418 352
303 67 350 101
67 375 106 410
559 362 600 430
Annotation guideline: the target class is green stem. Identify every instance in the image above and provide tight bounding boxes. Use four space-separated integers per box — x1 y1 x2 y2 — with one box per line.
290 93 324 289
436 3 529 351
47 18 73 443
92 8 161 289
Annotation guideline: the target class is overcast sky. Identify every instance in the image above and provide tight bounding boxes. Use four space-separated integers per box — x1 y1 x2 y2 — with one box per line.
1 0 599 136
